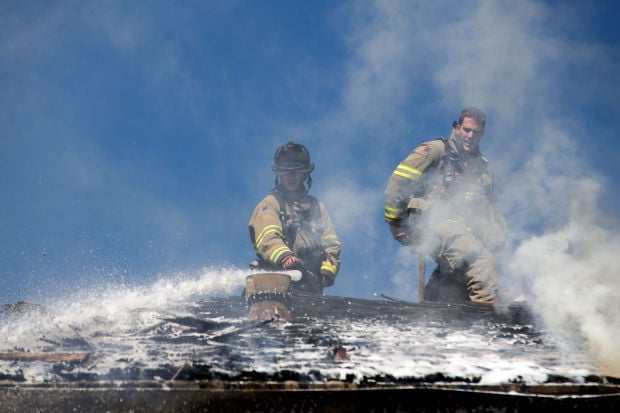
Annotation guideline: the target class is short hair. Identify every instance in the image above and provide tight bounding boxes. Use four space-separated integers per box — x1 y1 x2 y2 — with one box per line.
457 107 486 128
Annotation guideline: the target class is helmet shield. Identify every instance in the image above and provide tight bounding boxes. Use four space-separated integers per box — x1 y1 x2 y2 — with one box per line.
272 141 315 174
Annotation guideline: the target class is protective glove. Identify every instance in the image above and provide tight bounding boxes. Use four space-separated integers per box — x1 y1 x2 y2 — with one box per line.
300 270 322 293
321 270 335 287
389 222 410 245
282 255 304 271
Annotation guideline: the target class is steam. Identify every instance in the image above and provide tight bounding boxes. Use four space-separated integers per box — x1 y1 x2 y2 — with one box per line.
507 180 620 376
329 0 620 377
1 0 618 382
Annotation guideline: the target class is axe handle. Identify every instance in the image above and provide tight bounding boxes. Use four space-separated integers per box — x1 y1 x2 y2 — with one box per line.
418 253 425 302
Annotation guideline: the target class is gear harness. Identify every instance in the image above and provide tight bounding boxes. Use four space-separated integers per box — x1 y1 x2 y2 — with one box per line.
430 138 491 202
271 190 324 260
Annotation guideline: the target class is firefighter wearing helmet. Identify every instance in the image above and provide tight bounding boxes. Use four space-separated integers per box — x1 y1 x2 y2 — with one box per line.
249 141 341 293
384 107 508 304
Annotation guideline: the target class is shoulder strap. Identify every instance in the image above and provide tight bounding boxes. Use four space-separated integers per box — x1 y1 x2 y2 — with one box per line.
270 190 288 225
307 195 322 221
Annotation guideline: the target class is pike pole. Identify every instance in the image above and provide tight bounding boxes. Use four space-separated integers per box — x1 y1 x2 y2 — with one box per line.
417 253 425 302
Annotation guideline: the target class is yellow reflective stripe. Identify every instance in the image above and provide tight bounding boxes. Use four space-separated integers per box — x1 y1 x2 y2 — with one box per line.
399 164 422 175
320 260 338 275
270 246 292 264
392 164 422 181
255 225 283 249
320 234 341 247
385 205 405 220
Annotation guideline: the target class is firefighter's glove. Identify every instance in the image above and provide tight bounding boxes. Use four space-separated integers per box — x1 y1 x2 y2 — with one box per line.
321 270 335 287
301 271 322 293
282 255 304 271
389 223 411 245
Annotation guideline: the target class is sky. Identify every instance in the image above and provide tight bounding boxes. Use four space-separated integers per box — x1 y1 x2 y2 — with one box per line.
2 1 620 368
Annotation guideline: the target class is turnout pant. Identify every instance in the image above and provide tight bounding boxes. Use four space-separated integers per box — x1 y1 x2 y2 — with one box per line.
425 218 498 304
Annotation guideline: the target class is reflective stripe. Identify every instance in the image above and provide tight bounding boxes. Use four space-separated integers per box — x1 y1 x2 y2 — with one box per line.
392 164 422 181
320 234 341 247
270 246 292 265
385 205 405 220
254 224 283 250
320 260 338 275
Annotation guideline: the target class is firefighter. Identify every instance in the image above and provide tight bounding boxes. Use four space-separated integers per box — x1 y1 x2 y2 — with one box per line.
249 141 341 293
384 107 508 304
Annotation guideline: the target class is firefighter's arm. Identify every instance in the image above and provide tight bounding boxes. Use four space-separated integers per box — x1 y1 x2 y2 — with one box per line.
249 195 296 268
318 203 341 287
385 142 441 243
384 142 440 224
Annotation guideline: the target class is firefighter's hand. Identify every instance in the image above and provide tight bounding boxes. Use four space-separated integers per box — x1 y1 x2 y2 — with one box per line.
321 271 335 287
282 255 304 270
389 223 410 245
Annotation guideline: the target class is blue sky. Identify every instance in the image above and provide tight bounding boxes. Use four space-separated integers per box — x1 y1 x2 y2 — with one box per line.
2 0 619 304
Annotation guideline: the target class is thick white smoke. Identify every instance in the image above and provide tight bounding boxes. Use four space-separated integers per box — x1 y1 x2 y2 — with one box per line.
328 0 620 378
507 179 620 376
2 0 618 383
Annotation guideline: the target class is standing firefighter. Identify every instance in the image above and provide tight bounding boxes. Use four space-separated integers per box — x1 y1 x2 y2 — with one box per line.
249 141 341 293
384 107 508 304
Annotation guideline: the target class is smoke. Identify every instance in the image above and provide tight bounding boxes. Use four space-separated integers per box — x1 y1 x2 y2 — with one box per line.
326 0 620 376
1 0 618 380
507 179 620 376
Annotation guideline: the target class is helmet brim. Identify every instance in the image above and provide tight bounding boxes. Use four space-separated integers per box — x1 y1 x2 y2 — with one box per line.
272 163 315 174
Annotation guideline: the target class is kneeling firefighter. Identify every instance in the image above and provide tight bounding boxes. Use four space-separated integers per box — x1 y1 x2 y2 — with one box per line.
248 141 342 293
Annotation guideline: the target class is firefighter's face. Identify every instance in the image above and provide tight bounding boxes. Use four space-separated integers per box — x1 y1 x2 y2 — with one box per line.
455 117 484 153
278 171 307 191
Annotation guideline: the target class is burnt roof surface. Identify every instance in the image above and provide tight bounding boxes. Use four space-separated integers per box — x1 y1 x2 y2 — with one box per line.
0 292 613 389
